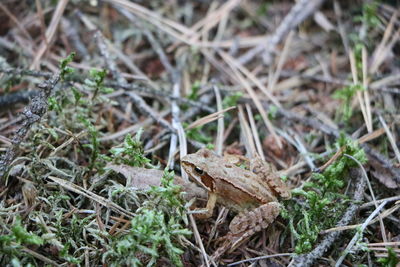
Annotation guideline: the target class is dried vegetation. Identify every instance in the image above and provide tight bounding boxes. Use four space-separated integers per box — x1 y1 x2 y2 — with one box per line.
0 0 399 266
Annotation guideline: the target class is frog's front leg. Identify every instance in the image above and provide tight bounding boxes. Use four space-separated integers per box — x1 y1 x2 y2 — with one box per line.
191 192 217 219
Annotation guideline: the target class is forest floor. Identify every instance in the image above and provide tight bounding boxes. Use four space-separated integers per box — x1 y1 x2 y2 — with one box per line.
0 0 399 266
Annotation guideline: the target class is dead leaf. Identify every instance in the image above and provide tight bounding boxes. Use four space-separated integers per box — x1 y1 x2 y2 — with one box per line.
368 157 399 189
106 164 206 200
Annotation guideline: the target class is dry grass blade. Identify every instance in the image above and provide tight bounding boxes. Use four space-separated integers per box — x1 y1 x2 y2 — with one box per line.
48 176 135 218
30 0 69 69
219 51 282 148
268 31 294 92
349 49 370 133
370 11 399 74
362 46 373 132
218 50 281 107
245 104 265 160
214 85 224 155
319 127 386 172
185 106 236 130
379 115 400 163
189 214 212 267
368 242 400 247
105 0 194 44
238 105 256 157
99 110 171 142
20 245 60 266
194 35 270 49
358 127 386 144
169 0 241 50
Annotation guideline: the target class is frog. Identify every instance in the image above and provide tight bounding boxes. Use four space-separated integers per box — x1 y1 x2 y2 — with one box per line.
181 148 291 259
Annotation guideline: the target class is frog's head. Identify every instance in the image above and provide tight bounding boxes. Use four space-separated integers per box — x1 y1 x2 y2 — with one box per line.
181 148 217 192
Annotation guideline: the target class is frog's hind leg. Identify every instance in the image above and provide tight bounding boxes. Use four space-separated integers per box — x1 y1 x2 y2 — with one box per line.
211 202 281 261
250 157 291 199
229 202 281 234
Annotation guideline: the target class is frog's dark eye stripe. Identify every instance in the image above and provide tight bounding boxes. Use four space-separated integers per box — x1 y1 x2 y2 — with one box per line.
194 167 204 175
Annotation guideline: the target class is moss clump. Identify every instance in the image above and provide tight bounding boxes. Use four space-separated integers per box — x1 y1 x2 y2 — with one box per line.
103 170 191 266
283 134 367 253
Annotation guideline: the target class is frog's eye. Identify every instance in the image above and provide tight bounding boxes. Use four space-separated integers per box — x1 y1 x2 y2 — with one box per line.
194 167 204 175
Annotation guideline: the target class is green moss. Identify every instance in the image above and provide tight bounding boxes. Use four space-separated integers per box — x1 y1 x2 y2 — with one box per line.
284 135 367 254
0 217 44 265
103 170 191 266
377 247 399 267
110 129 151 167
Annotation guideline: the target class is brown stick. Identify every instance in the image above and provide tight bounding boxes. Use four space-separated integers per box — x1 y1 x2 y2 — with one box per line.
0 73 60 183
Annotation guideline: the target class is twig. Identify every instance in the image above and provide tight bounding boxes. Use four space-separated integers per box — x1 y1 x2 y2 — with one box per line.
121 10 185 170
30 0 69 69
288 168 367 267
343 154 387 243
0 66 214 112
94 31 175 132
189 214 213 267
48 176 134 218
238 0 326 65
266 102 400 186
0 90 39 109
333 0 350 55
361 195 400 209
169 81 188 182
321 201 400 233
227 253 294 266
0 73 60 183
335 201 388 266
0 67 53 78
20 245 60 266
95 31 125 84
60 18 89 59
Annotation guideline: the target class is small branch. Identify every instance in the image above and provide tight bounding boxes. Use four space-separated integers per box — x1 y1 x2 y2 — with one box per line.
0 73 60 182
238 0 326 65
335 200 388 266
95 31 175 132
0 67 53 78
267 103 400 186
0 67 214 112
0 90 39 109
30 0 69 69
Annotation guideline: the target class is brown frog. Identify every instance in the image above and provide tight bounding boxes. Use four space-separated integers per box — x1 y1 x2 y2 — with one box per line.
181 148 291 258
